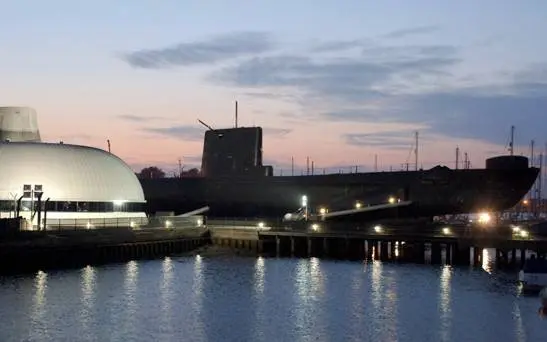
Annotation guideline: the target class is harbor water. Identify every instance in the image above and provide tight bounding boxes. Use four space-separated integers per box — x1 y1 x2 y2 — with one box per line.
0 248 544 341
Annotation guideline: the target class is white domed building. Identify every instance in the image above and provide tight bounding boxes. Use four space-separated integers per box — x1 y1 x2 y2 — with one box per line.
0 107 147 230
0 106 41 142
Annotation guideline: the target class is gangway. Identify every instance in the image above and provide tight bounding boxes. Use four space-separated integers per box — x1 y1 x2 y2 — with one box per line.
320 201 414 220
176 206 210 217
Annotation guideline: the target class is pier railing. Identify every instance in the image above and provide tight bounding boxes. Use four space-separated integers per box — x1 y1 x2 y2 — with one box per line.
206 217 547 241
39 215 205 231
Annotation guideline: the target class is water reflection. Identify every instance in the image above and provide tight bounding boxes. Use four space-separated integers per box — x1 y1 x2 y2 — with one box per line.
254 256 265 296
160 257 174 334
293 258 326 342
513 301 526 342
349 263 365 340
79 265 96 339
370 261 381 312
439 266 452 341
482 248 494 273
30 270 48 340
309 257 324 296
121 260 139 337
191 254 205 339
252 256 266 341
1 255 546 341
370 260 397 339
394 241 400 258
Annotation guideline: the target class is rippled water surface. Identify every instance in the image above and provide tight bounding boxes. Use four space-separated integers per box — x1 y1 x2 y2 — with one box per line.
0 249 545 341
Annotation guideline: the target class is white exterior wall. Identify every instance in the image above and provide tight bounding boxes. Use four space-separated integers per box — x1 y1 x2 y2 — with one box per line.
0 141 147 230
0 142 145 202
0 107 41 142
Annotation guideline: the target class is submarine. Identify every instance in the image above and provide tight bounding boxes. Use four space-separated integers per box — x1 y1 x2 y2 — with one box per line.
1 106 536 221
140 125 540 219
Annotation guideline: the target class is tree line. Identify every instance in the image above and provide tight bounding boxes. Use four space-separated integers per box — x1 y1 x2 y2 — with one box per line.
136 166 200 179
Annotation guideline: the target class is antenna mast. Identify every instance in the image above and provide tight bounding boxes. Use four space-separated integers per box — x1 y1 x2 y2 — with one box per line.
178 158 183 178
455 146 460 170
414 131 419 171
107 139 111 153
531 139 535 167
197 119 214 131
509 125 515 156
235 101 238 128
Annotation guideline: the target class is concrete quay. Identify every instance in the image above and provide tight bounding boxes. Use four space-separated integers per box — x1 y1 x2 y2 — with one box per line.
0 226 209 275
2 216 545 275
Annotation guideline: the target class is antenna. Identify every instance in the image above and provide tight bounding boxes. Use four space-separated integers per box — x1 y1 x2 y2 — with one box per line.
529 139 535 208
235 101 238 128
538 153 543 216
107 139 111 153
509 125 515 156
414 131 419 171
531 139 535 167
197 119 214 131
374 154 378 172
455 146 460 170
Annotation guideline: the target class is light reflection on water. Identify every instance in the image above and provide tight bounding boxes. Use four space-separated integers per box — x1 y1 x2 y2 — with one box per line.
30 270 48 341
191 254 205 341
439 265 452 342
79 265 96 340
119 260 139 341
0 255 546 341
254 256 265 296
160 257 173 336
294 258 327 342
482 248 494 273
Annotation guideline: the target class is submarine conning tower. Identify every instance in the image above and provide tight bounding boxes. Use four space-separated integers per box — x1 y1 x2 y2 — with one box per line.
200 126 273 177
0 106 41 142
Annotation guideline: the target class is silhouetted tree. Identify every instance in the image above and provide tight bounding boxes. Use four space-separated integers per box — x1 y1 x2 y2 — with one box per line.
182 168 200 177
138 166 165 179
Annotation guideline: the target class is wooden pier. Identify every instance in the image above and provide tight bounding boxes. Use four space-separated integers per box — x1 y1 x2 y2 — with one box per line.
208 218 547 267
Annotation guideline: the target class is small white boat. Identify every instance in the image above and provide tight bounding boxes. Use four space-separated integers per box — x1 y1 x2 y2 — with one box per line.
518 257 547 294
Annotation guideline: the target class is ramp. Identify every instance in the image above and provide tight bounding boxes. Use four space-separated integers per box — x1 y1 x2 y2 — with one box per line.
322 201 414 220
176 206 210 217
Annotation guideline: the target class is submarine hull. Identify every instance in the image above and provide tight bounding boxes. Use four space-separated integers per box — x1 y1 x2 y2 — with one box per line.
140 166 539 219
140 127 540 220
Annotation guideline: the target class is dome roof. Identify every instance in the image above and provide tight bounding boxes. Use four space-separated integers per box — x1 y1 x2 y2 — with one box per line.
0 142 145 202
0 107 41 142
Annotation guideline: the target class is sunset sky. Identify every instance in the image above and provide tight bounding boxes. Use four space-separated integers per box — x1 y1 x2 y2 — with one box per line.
2 0 547 177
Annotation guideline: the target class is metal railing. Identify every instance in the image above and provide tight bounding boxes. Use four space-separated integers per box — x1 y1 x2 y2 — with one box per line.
205 217 546 241
34 215 205 231
269 160 473 177
207 217 284 230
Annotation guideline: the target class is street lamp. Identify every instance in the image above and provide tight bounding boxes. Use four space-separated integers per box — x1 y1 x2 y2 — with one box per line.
301 195 308 220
